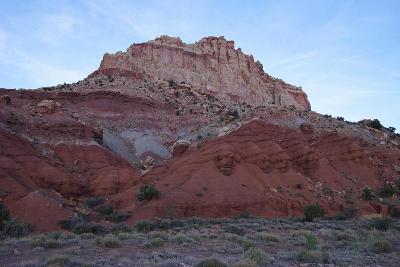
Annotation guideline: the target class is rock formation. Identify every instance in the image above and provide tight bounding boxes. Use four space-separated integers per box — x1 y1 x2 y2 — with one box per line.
91 35 311 110
0 36 399 232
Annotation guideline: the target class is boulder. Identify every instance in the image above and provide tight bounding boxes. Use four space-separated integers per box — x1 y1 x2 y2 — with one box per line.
0 95 11 105
36 99 62 114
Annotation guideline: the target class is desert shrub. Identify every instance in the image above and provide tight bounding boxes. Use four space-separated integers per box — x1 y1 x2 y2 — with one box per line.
97 204 114 216
297 250 330 263
29 235 46 247
59 231 76 240
238 237 256 250
389 206 400 218
117 232 134 240
369 119 383 130
231 259 258 267
110 223 131 233
0 204 10 230
173 233 198 246
106 212 131 222
99 235 121 248
236 210 252 219
335 206 359 220
73 221 107 235
149 230 169 241
244 247 268 265
136 184 160 202
306 234 318 250
227 110 239 120
43 238 61 248
195 258 226 267
362 187 374 201
371 239 393 253
388 127 396 133
142 237 165 248
3 219 32 238
369 218 393 231
79 233 96 239
59 216 107 235
304 204 325 222
136 220 156 232
222 224 245 236
254 232 279 242
167 79 177 87
379 182 397 198
336 116 344 121
45 255 70 266
86 196 106 208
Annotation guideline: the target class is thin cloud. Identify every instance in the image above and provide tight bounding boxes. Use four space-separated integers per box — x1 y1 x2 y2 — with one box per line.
34 14 80 44
270 51 319 68
12 51 86 87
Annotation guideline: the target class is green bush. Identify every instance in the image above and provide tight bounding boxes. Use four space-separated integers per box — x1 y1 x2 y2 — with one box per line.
97 205 114 216
297 250 330 263
86 196 106 208
135 220 155 233
0 204 10 230
222 224 245 236
195 258 226 267
106 212 131 222
371 239 392 253
110 223 131 233
304 204 325 222
99 235 121 248
379 182 397 198
45 255 70 266
306 234 318 250
369 119 383 130
59 216 107 235
334 206 359 220
173 233 198 246
254 232 279 243
117 232 134 240
361 187 374 201
231 259 258 267
244 247 267 265
43 238 61 248
137 184 160 202
142 237 165 248
389 206 400 218
369 218 393 231
238 237 256 250
3 219 32 237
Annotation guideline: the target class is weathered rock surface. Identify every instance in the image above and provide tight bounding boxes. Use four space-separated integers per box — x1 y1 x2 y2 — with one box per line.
91 35 311 110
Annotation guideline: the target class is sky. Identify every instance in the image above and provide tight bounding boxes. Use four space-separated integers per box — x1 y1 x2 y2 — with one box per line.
0 0 399 131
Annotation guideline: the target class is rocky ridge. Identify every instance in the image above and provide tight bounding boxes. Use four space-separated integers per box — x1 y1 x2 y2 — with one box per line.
91 35 310 110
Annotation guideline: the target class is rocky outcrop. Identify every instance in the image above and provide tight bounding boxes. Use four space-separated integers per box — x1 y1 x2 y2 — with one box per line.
113 120 399 220
91 35 311 110
36 99 62 114
0 95 11 106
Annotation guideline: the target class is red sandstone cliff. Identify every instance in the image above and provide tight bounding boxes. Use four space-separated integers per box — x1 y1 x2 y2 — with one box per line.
91 35 311 110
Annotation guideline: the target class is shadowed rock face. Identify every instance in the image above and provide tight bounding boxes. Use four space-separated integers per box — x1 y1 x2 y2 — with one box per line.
0 36 399 232
91 35 311 110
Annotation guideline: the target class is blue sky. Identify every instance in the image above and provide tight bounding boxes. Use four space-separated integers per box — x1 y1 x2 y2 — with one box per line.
0 0 399 131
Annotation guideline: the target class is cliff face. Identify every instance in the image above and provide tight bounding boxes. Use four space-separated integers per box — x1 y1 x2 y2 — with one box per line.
92 35 311 110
